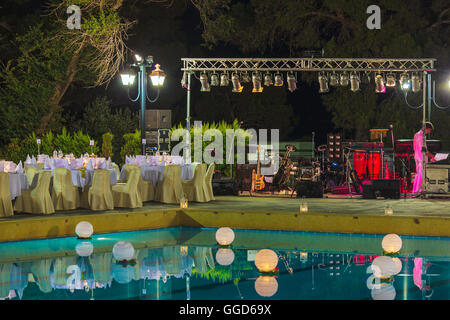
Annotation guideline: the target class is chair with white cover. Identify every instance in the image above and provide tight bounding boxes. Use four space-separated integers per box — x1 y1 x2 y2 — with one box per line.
205 163 215 201
81 170 114 211
0 173 13 217
154 165 183 204
111 162 121 181
51 168 80 210
14 170 55 215
181 163 209 202
112 166 142 208
24 166 39 187
124 165 154 202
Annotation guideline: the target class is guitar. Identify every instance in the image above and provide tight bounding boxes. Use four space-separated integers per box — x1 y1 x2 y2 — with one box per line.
251 145 265 191
272 145 296 188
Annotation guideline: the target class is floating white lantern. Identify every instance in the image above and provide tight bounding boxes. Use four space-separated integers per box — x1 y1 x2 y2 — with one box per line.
75 241 94 257
384 204 393 215
215 227 235 246
371 256 397 278
216 248 235 266
382 234 402 254
371 284 396 300
112 241 135 261
255 249 279 273
75 221 94 239
255 276 278 297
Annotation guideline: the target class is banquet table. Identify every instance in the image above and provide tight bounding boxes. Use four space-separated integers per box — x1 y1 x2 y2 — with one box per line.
120 164 194 187
83 169 117 187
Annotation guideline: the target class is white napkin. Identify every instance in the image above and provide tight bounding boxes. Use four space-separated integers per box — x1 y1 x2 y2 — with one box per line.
99 159 107 169
31 156 37 168
6 161 16 172
25 154 31 164
86 159 94 171
15 161 23 173
125 155 130 164
107 157 112 169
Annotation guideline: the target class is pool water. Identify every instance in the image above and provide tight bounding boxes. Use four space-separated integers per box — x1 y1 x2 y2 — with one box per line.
0 228 449 300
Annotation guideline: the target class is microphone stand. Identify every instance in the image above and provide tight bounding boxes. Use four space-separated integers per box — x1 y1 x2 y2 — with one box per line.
390 125 396 178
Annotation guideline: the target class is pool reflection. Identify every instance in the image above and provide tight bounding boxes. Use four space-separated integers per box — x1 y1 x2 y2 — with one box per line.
0 230 449 300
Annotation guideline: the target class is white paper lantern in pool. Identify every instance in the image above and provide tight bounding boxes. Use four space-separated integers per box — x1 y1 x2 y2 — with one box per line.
371 284 396 300
216 248 235 266
113 241 135 261
75 241 94 257
75 221 93 239
255 249 279 273
215 227 235 246
371 256 397 278
382 234 402 253
255 276 278 297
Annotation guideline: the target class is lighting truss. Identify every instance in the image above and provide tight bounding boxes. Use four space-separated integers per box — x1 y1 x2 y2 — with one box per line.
181 58 436 73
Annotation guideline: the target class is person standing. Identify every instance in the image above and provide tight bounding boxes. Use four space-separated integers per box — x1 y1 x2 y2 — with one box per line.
412 122 435 194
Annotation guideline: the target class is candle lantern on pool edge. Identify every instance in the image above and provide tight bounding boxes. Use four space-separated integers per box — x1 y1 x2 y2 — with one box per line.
300 197 308 213
384 204 393 216
180 196 188 209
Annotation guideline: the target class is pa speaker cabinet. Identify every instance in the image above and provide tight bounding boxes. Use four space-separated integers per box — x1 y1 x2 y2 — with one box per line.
145 109 171 130
295 180 323 198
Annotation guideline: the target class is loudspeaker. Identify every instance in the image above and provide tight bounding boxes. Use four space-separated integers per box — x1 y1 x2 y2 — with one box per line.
145 109 171 130
295 180 323 198
362 179 400 199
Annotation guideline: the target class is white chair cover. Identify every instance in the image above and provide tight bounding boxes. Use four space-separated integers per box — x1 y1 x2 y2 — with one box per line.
25 155 32 165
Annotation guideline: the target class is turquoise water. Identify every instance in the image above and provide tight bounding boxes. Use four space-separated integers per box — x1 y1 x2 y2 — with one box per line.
0 228 449 300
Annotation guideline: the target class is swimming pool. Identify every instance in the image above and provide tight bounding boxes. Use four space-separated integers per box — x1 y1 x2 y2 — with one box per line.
0 228 449 300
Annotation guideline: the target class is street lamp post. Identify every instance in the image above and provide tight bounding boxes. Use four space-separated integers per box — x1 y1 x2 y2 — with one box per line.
121 54 166 155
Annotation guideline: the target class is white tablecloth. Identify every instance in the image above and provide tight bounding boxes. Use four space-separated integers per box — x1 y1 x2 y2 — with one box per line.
83 169 117 187
120 164 193 187
9 173 29 200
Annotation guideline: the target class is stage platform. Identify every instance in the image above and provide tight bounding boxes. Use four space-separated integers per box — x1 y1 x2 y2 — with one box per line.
1 195 450 242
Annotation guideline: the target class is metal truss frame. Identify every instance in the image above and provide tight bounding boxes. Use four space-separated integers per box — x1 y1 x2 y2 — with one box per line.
181 58 436 73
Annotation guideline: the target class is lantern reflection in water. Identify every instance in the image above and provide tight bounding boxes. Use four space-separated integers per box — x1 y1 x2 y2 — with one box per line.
255 276 278 297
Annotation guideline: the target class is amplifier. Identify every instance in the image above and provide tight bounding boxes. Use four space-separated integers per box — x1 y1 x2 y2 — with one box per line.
425 164 450 193
362 179 400 199
295 180 323 198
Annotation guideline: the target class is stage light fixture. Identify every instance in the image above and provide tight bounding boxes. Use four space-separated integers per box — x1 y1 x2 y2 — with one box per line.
252 72 263 93
264 73 273 86
241 72 251 83
375 74 386 93
350 72 360 92
287 72 297 92
399 72 410 91
220 73 229 86
318 72 329 93
340 72 349 86
361 72 371 84
200 73 210 92
386 73 396 87
274 73 283 86
329 72 339 86
231 73 244 93
411 73 421 92
210 73 219 86
134 54 143 62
